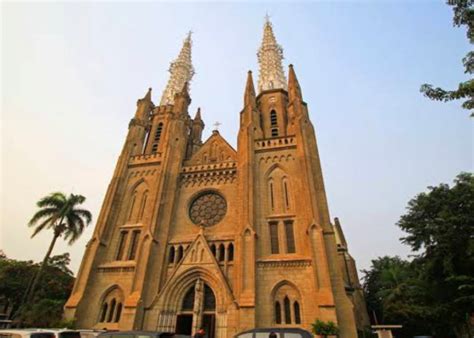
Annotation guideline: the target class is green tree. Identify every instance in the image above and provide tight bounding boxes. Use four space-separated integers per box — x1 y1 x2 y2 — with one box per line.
398 172 474 337
0 253 75 326
420 0 474 116
25 192 91 303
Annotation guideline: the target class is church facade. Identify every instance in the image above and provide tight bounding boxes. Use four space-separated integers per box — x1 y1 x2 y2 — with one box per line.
65 19 369 338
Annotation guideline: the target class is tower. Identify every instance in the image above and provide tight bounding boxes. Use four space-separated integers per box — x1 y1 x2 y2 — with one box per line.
66 20 368 338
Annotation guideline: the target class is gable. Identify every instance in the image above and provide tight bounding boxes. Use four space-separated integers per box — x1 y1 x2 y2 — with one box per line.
187 131 237 165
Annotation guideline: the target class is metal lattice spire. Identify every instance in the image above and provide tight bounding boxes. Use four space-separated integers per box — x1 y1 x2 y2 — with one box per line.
257 16 287 93
160 32 195 106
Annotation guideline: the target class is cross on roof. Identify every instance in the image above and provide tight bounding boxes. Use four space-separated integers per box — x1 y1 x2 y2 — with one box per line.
213 121 222 130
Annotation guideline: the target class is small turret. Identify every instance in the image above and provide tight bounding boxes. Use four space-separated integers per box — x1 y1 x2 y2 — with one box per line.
173 81 192 115
244 71 257 109
288 64 303 102
135 87 154 120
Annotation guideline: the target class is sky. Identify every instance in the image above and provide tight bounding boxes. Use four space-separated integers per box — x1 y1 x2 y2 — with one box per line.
1 1 472 275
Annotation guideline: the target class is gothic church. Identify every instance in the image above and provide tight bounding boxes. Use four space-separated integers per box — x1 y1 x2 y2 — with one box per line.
65 19 369 338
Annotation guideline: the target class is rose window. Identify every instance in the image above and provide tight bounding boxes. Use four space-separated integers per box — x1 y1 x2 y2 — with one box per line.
189 192 227 226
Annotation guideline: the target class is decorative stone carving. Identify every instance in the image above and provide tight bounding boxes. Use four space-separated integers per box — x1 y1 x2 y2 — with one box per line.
189 192 227 226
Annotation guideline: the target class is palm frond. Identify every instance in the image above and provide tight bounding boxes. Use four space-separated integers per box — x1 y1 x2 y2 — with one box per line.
73 208 92 225
28 207 58 226
31 215 55 237
37 192 66 209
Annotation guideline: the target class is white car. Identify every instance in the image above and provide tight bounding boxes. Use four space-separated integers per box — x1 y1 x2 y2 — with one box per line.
0 329 56 338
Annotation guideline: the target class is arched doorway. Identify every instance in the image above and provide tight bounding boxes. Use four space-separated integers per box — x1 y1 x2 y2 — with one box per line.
175 279 216 338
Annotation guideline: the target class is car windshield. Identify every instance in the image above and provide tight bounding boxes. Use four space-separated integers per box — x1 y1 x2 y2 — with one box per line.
32 334 56 338
59 332 81 338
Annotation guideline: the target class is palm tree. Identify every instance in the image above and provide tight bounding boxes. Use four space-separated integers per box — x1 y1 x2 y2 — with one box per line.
25 192 92 302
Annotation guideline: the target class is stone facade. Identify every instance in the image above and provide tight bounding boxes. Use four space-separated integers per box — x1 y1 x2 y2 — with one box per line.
65 20 369 338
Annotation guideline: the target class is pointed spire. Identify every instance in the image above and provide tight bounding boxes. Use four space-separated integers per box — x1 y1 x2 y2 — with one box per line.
144 87 152 101
160 32 195 106
288 64 303 101
244 70 257 108
194 107 202 121
257 16 287 93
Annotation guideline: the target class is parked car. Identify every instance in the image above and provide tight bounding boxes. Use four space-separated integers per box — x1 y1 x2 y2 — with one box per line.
76 330 104 338
46 330 81 338
0 329 56 338
97 331 189 338
234 328 313 338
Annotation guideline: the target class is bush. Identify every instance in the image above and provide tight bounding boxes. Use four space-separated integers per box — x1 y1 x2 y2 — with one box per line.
311 319 340 336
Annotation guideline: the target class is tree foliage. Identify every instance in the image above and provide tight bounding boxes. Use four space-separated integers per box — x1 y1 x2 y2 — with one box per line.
420 0 474 116
0 253 75 327
363 173 474 338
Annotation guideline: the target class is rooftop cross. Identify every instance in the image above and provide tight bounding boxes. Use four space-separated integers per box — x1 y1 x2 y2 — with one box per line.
213 121 222 130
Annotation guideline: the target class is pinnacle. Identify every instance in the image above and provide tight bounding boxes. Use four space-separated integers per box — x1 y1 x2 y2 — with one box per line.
194 107 202 120
288 64 302 100
244 70 257 107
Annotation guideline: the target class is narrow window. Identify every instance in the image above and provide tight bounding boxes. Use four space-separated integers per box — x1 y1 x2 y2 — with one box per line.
269 182 275 210
138 192 148 221
218 244 225 262
210 244 217 257
176 246 184 262
270 222 279 254
128 230 140 260
271 128 279 137
283 180 290 209
168 246 175 264
154 122 163 142
151 143 158 153
100 302 108 322
182 286 195 311
114 303 123 323
275 301 282 324
285 221 296 254
227 243 234 262
284 296 291 324
270 110 278 127
294 301 301 324
116 231 128 261
107 298 116 322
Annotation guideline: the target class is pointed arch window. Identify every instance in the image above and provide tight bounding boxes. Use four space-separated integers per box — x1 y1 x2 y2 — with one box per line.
210 244 217 257
270 110 278 127
168 246 175 264
269 181 275 211
114 303 123 323
283 179 290 209
284 296 291 324
203 284 216 311
127 194 136 221
182 286 195 311
227 243 234 262
138 192 148 221
218 243 225 262
275 301 282 324
107 298 116 322
176 246 184 262
99 302 108 322
294 301 301 324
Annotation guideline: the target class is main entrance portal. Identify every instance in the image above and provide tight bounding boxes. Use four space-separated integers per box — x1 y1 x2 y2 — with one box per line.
175 279 216 338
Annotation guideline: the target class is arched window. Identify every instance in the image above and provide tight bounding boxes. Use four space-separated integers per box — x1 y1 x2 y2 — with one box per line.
270 110 278 127
227 243 234 262
114 303 123 323
283 179 290 209
294 301 301 324
269 181 275 211
182 286 195 311
176 246 184 262
284 296 291 324
210 244 216 257
154 122 163 142
99 302 108 322
275 301 282 324
203 284 216 311
218 244 225 262
168 246 175 264
107 298 116 322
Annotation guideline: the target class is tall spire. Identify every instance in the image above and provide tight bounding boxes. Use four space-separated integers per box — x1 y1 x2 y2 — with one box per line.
257 16 287 93
160 32 195 106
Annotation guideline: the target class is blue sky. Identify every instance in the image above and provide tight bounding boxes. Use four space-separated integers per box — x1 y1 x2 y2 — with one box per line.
1 1 472 274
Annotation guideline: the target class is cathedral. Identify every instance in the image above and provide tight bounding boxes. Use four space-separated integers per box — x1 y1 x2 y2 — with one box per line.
65 19 369 338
